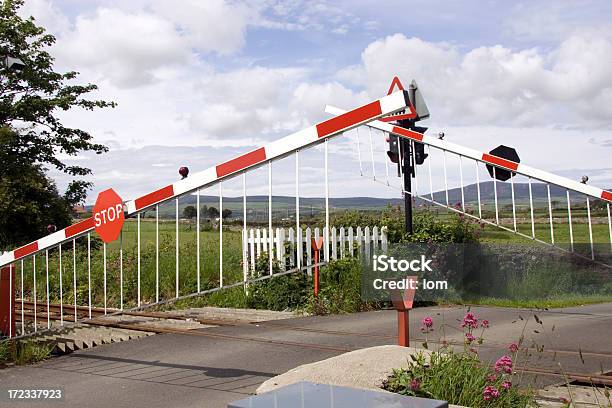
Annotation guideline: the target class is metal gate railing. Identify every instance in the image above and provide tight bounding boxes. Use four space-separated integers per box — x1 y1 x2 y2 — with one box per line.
0 90 411 339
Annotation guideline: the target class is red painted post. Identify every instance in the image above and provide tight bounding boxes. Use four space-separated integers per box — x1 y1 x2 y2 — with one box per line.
390 276 418 347
397 310 410 347
0 265 15 338
311 238 324 298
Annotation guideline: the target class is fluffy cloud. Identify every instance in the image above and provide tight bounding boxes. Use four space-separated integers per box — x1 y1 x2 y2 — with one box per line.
338 33 612 128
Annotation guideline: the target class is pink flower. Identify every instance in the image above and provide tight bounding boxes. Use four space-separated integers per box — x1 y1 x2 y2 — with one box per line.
481 319 489 328
501 380 512 390
462 312 479 329
494 355 513 374
486 374 497 383
508 343 519 353
483 386 500 400
410 378 421 391
422 317 433 328
465 333 476 343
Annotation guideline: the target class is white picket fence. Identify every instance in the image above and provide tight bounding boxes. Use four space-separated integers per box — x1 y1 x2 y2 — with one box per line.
242 226 387 272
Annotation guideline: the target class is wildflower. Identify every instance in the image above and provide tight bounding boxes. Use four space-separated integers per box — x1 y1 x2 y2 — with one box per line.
501 380 512 390
481 319 489 328
465 333 476 343
410 378 421 392
486 374 497 383
462 312 479 329
483 386 500 400
494 355 513 374
508 343 519 353
422 317 433 328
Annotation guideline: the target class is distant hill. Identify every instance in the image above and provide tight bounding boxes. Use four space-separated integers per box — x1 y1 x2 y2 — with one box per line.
87 181 608 218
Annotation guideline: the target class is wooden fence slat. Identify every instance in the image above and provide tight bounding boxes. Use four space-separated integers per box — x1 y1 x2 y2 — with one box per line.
364 226 371 262
331 227 337 260
288 227 295 267
306 227 312 274
372 226 379 251
249 229 255 271
339 227 345 258
348 226 354 256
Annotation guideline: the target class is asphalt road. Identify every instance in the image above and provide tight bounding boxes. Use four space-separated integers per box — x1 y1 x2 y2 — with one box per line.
1 303 611 408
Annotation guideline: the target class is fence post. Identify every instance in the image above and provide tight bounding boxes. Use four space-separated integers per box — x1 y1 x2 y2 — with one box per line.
348 226 354 257
339 227 345 258
381 226 388 252
276 228 283 266
364 226 371 262
249 229 256 271
288 227 295 267
331 227 337 260
372 226 379 251
297 227 303 268
262 228 268 255
356 227 363 258
256 228 262 260
306 227 312 274
0 265 15 338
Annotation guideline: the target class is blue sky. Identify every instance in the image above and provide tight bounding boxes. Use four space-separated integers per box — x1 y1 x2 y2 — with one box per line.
19 0 612 202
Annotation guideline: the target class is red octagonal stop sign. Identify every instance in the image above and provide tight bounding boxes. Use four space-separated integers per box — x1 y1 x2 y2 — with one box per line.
93 188 125 243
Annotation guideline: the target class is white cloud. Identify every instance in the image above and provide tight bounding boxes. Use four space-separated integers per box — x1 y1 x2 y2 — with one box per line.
337 33 612 128
54 8 189 87
151 0 251 55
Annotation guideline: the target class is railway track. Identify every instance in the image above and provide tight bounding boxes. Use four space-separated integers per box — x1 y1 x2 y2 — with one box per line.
12 301 612 386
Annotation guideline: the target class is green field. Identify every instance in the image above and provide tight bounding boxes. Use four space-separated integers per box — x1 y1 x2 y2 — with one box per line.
13 204 612 313
17 219 245 310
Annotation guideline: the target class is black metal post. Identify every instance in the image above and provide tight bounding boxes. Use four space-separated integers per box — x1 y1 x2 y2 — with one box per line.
402 138 413 235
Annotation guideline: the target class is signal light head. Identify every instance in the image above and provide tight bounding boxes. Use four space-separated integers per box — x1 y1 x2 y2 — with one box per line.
179 166 189 179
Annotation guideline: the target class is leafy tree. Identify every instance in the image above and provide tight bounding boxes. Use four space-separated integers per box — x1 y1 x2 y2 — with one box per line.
222 208 232 219
206 206 219 219
0 0 115 247
183 205 197 219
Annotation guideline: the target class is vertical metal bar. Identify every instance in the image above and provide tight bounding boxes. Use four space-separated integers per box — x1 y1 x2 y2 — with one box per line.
197 189 201 293
9 261 12 338
510 174 517 232
459 155 465 211
493 167 499 225
528 178 535 238
412 141 419 197
155 206 159 303
243 173 248 285
547 184 555 245
268 161 273 275
45 249 50 329
219 183 223 287
33 254 37 332
567 190 574 252
443 150 449 206
428 145 434 201
87 233 91 319
355 129 363 176
325 139 330 262
383 132 390 185
475 161 482 218
176 198 179 298
120 230 123 310
103 242 107 315
586 197 594 260
398 140 405 194
608 203 612 253
72 239 76 322
20 259 24 335
137 214 141 307
59 243 63 325
295 150 301 269
368 126 376 180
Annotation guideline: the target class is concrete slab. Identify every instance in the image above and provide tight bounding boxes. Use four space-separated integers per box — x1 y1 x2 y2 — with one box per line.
257 345 428 394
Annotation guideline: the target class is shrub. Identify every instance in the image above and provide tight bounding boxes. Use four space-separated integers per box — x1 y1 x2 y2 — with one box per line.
383 310 537 407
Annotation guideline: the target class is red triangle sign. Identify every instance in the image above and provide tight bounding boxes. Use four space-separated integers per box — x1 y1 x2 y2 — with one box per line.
387 76 404 95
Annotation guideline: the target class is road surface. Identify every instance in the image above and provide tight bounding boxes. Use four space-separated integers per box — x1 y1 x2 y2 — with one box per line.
1 303 611 408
